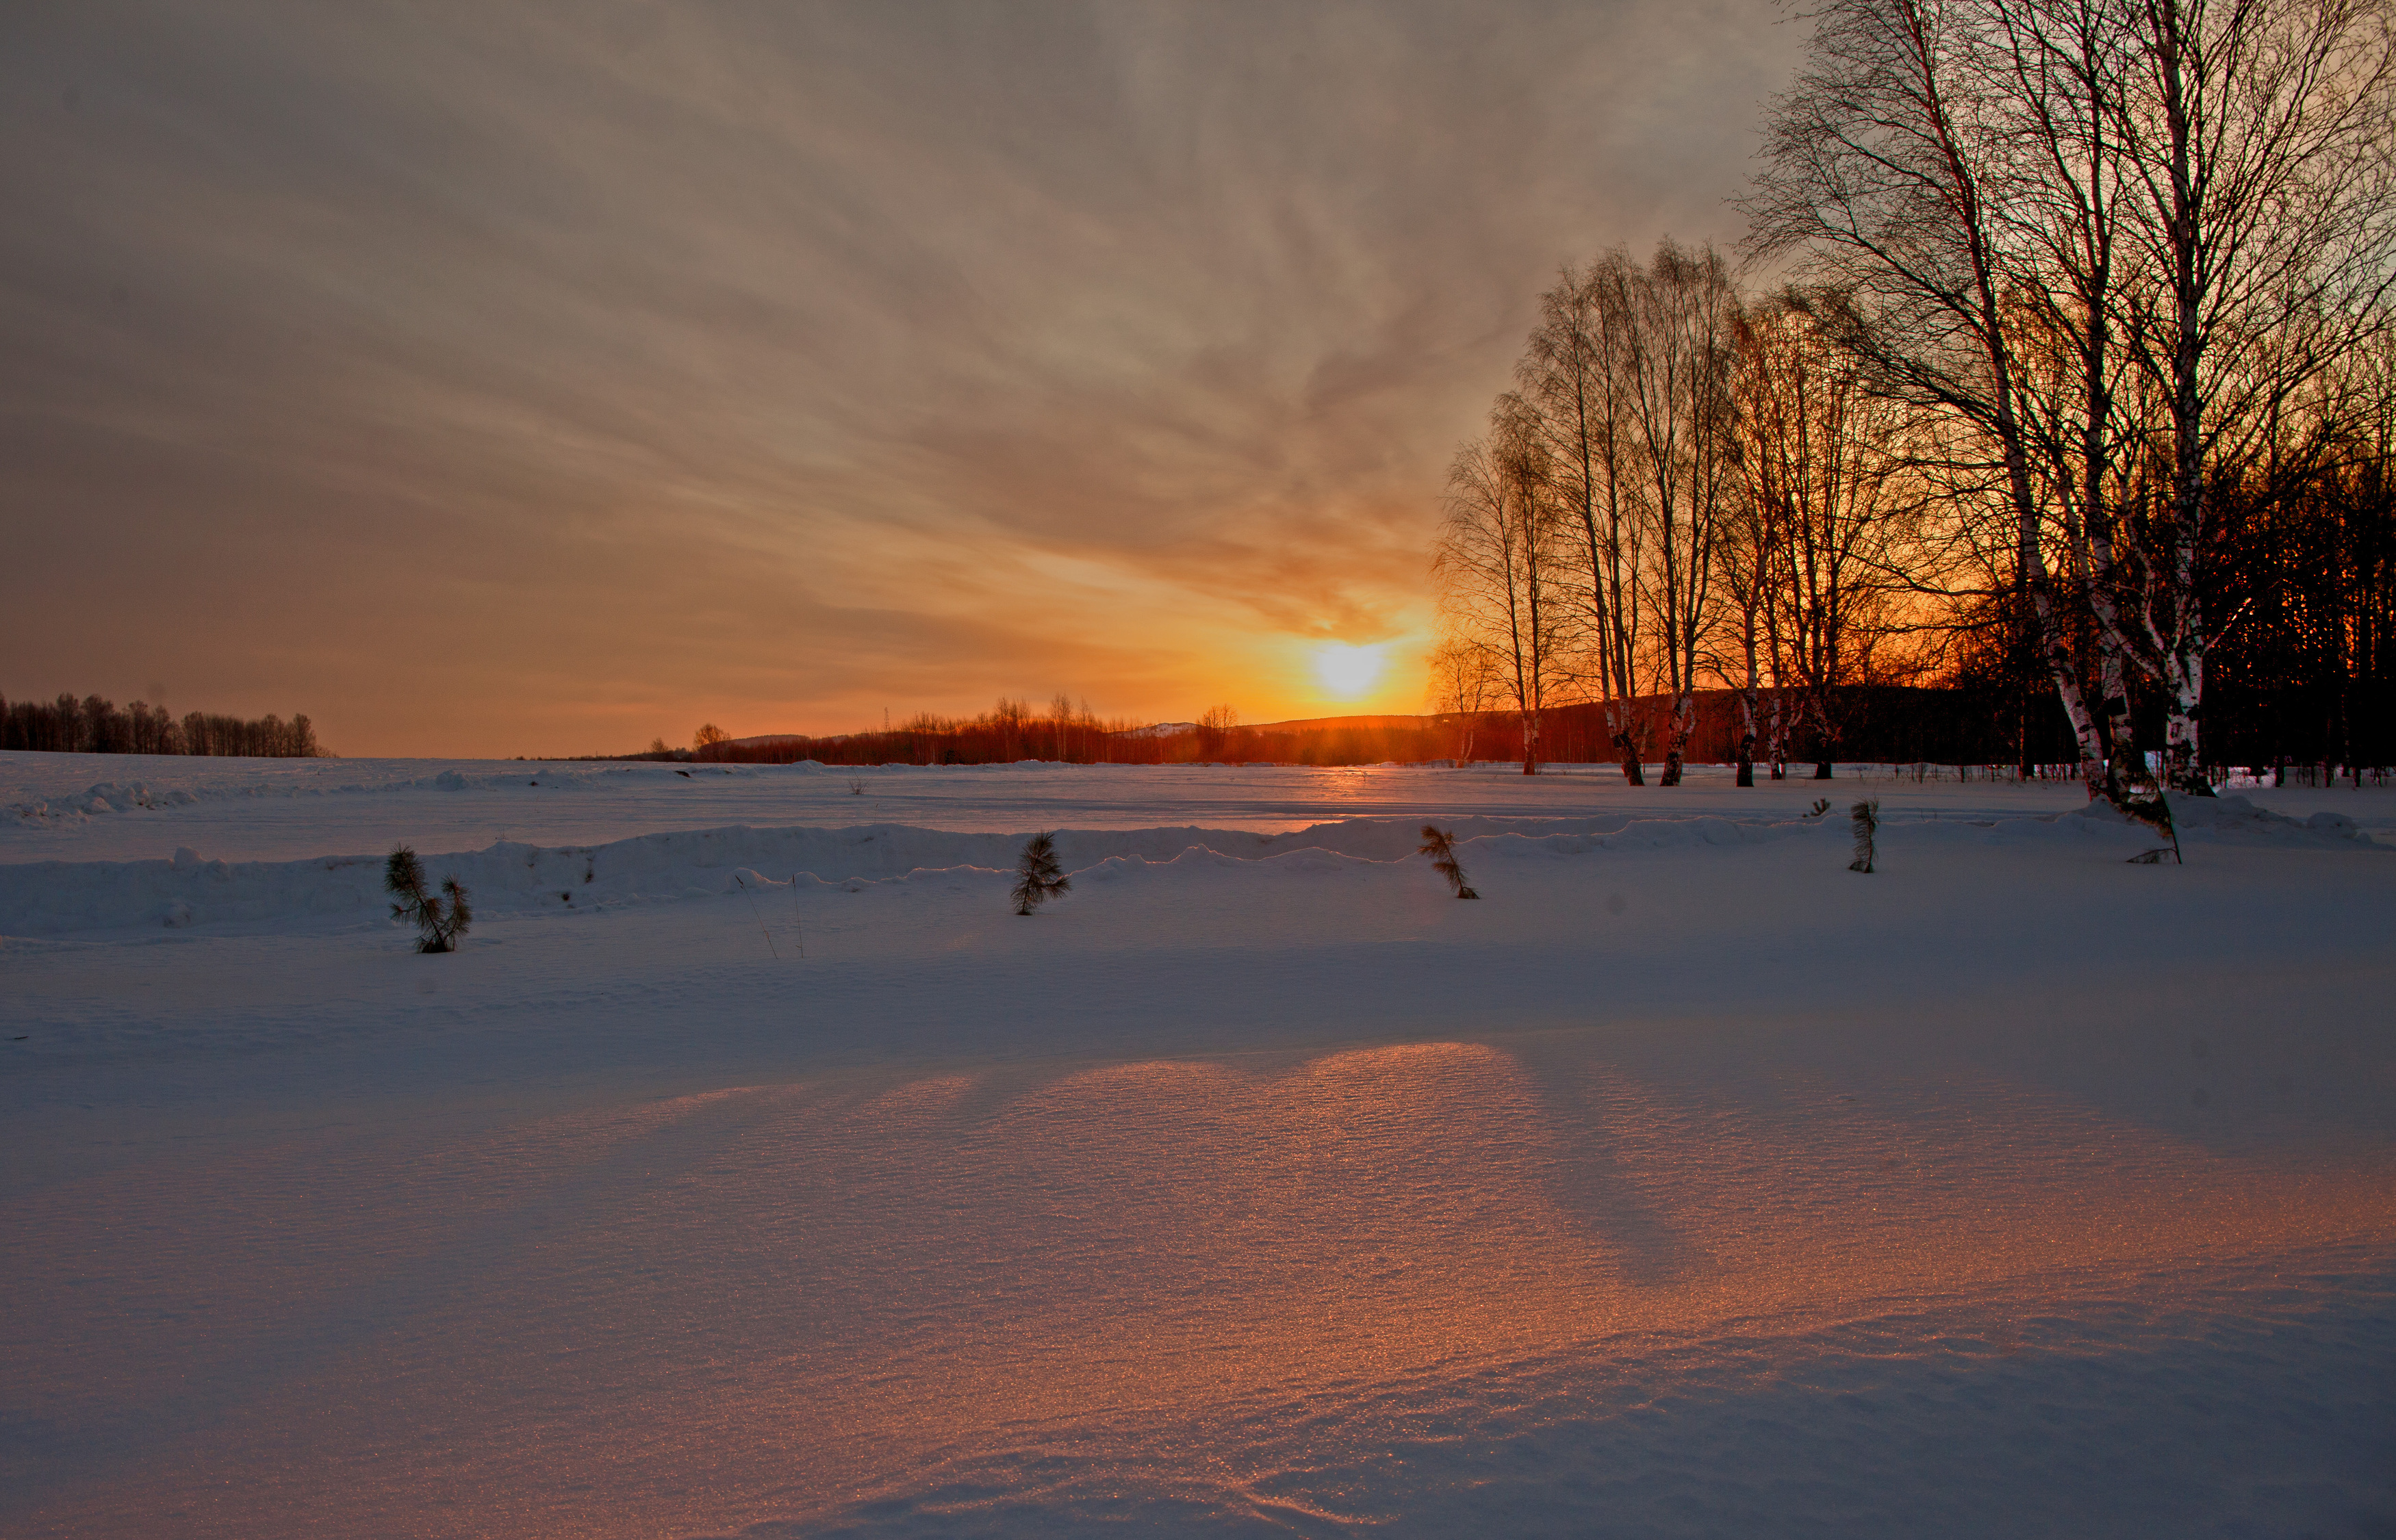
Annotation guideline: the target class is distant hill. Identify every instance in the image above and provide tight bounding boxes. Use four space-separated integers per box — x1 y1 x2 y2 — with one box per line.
1111 714 1424 738
1242 713 1435 734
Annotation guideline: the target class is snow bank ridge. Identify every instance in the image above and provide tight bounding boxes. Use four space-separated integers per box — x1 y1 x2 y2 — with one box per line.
0 816 1720 935
1 758 1157 830
0 797 2370 937
7 781 203 826
3 762 776 827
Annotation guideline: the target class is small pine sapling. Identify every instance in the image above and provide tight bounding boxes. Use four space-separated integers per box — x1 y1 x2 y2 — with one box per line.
385 844 472 951
1418 825 1480 898
1848 800 1878 873
1011 832 1071 916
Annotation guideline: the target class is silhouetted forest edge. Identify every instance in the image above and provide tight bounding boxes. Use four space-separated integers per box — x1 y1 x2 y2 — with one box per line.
583 684 2380 774
2 693 327 757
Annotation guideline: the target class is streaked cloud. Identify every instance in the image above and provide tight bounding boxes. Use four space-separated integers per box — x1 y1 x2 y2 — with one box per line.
0 1 1797 754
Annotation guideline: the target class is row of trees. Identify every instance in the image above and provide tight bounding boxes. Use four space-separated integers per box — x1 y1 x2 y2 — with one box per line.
636 688 2079 769
1433 246 1937 784
676 696 1161 766
658 700 1451 767
1438 0 2396 796
0 693 326 758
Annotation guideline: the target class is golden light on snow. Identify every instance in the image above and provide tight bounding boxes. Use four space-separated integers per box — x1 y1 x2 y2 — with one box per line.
17 1027 2395 1535
1310 642 1389 701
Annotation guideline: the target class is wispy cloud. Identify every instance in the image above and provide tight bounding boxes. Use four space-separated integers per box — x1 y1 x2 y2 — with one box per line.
0 0 1796 753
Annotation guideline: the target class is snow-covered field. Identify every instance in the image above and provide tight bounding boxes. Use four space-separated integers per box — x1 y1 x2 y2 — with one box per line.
4 754 2393 1538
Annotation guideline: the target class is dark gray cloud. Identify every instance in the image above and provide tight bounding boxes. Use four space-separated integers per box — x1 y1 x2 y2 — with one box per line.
0 0 1797 754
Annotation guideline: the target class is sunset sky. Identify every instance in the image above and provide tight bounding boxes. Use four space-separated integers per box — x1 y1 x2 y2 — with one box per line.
2 2 1797 757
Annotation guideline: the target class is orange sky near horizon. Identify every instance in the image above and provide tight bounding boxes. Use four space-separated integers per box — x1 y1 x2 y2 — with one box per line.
1 3 1798 757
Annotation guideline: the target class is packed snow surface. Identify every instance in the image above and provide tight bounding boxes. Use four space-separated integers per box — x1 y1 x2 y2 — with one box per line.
3 754 2392 1538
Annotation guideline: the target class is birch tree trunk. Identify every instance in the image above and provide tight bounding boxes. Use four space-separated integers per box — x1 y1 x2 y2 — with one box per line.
1623 242 1738 787
1736 608 1761 785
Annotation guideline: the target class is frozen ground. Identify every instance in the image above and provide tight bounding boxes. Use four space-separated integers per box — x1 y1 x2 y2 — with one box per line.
3 754 2393 1538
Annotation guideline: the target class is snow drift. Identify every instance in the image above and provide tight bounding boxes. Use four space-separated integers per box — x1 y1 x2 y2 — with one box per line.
0 796 2371 938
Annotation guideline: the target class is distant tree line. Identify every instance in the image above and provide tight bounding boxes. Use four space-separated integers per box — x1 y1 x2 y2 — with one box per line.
667 696 1165 766
1438 0 2396 795
643 700 1507 767
1436 685 2083 769
654 704 1440 767
604 697 1300 767
0 692 326 757
603 687 2076 769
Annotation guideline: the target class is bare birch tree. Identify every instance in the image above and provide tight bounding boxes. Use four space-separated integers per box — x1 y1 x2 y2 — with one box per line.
2108 0 2396 788
1985 0 2156 796
1435 410 1575 773
1734 294 1928 777
1746 0 2116 795
1624 242 1744 784
1425 634 1505 762
1750 0 2396 799
1716 463 1784 784
1522 253 1651 782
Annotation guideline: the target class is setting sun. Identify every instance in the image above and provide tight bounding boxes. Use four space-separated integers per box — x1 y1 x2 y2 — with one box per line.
1311 642 1388 700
